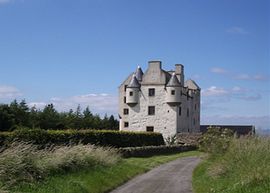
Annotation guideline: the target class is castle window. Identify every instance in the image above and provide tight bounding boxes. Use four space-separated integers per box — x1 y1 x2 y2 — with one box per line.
123 108 129 115
149 88 155 96
124 97 126 103
124 85 128 92
124 122 129 128
129 91 133 96
146 126 154 132
148 106 155 115
193 118 195 125
171 90 175 95
187 108 189 117
195 104 197 110
179 106 182 116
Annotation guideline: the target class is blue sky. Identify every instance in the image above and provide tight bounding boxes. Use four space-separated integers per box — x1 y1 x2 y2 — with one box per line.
0 0 269 129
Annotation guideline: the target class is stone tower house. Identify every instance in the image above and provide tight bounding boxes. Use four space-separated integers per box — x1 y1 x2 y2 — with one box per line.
119 61 200 138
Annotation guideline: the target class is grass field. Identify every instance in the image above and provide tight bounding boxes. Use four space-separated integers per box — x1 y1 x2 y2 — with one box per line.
193 137 270 193
0 142 200 193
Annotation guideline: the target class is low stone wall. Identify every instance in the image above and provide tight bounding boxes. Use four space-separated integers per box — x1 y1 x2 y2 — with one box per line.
176 133 202 146
119 145 197 158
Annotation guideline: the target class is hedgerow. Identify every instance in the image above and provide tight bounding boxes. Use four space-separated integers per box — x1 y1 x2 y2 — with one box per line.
0 128 165 148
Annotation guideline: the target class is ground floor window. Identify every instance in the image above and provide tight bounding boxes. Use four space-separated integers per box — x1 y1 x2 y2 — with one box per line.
124 122 129 128
146 126 154 132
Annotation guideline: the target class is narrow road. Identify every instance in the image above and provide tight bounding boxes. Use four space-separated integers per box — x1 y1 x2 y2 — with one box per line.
110 156 201 193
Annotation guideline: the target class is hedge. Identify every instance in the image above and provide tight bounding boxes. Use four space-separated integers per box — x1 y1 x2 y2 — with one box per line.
119 144 197 157
0 129 165 148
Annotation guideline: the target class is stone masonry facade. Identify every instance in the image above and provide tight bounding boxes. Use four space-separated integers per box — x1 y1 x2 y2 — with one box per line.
119 61 200 138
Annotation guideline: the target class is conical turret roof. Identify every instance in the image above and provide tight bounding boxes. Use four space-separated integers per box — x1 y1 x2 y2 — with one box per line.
166 73 181 87
127 74 141 88
135 66 144 81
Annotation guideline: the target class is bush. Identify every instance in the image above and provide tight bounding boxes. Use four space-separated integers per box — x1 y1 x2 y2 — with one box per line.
0 142 120 188
199 126 233 155
1 128 165 148
120 144 197 157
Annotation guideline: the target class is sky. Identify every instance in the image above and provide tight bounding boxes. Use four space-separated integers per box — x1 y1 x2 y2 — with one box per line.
0 0 269 130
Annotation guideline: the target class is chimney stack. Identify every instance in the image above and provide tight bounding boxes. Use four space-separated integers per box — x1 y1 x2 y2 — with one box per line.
175 64 184 85
148 61 162 71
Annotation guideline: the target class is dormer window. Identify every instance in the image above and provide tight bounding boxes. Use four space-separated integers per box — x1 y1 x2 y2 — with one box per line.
171 90 175 95
129 91 133 96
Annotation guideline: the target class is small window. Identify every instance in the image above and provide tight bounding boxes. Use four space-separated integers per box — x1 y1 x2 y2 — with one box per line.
124 97 126 103
148 106 155 115
129 91 133 96
193 118 195 125
195 104 197 110
124 85 128 92
179 106 182 116
187 108 189 117
124 122 129 128
171 90 175 95
146 126 154 132
149 88 155 96
123 108 129 115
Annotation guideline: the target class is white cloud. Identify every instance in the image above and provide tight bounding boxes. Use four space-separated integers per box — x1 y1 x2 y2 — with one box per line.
202 86 262 102
234 73 269 81
226 27 249 34
202 86 229 97
28 93 118 115
28 102 47 109
210 67 227 74
0 85 22 98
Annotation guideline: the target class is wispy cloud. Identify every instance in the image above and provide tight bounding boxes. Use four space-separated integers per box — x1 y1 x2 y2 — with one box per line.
28 93 118 116
226 27 249 34
210 67 227 74
234 74 269 81
0 85 22 99
202 86 262 102
0 0 10 4
202 86 229 97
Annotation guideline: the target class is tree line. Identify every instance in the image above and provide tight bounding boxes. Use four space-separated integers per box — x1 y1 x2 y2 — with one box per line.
0 100 119 132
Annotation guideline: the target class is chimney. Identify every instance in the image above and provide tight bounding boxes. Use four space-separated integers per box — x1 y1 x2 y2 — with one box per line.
148 61 162 71
175 64 184 85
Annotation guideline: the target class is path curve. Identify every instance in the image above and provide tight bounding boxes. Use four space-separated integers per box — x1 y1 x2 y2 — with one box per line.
110 156 201 193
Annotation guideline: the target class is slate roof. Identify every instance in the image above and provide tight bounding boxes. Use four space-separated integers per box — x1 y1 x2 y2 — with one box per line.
166 73 181 87
135 66 144 81
127 74 141 88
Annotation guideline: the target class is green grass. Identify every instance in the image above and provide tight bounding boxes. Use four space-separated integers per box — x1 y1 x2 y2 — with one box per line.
193 137 270 193
11 151 201 193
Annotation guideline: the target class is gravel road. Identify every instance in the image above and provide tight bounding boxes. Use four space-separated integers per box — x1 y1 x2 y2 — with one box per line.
110 156 201 193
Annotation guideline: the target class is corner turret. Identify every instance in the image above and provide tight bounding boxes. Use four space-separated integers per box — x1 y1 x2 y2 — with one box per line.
166 73 181 106
126 74 140 105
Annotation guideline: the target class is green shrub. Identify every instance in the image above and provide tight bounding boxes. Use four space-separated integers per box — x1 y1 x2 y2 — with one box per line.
120 144 197 157
199 126 233 155
1 128 165 148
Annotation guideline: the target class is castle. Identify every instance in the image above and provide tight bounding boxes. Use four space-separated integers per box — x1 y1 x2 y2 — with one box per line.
119 61 200 138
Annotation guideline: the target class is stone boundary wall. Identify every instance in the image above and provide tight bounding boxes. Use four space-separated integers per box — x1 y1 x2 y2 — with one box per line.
119 145 197 158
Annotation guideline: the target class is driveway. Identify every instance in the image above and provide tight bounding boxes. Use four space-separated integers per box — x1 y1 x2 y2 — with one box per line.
110 156 201 193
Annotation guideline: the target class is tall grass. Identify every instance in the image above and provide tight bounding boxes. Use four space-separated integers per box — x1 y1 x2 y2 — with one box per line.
193 136 270 193
0 142 120 192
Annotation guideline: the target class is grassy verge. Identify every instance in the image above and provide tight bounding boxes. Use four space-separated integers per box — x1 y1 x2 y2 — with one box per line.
193 137 270 193
12 151 201 193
